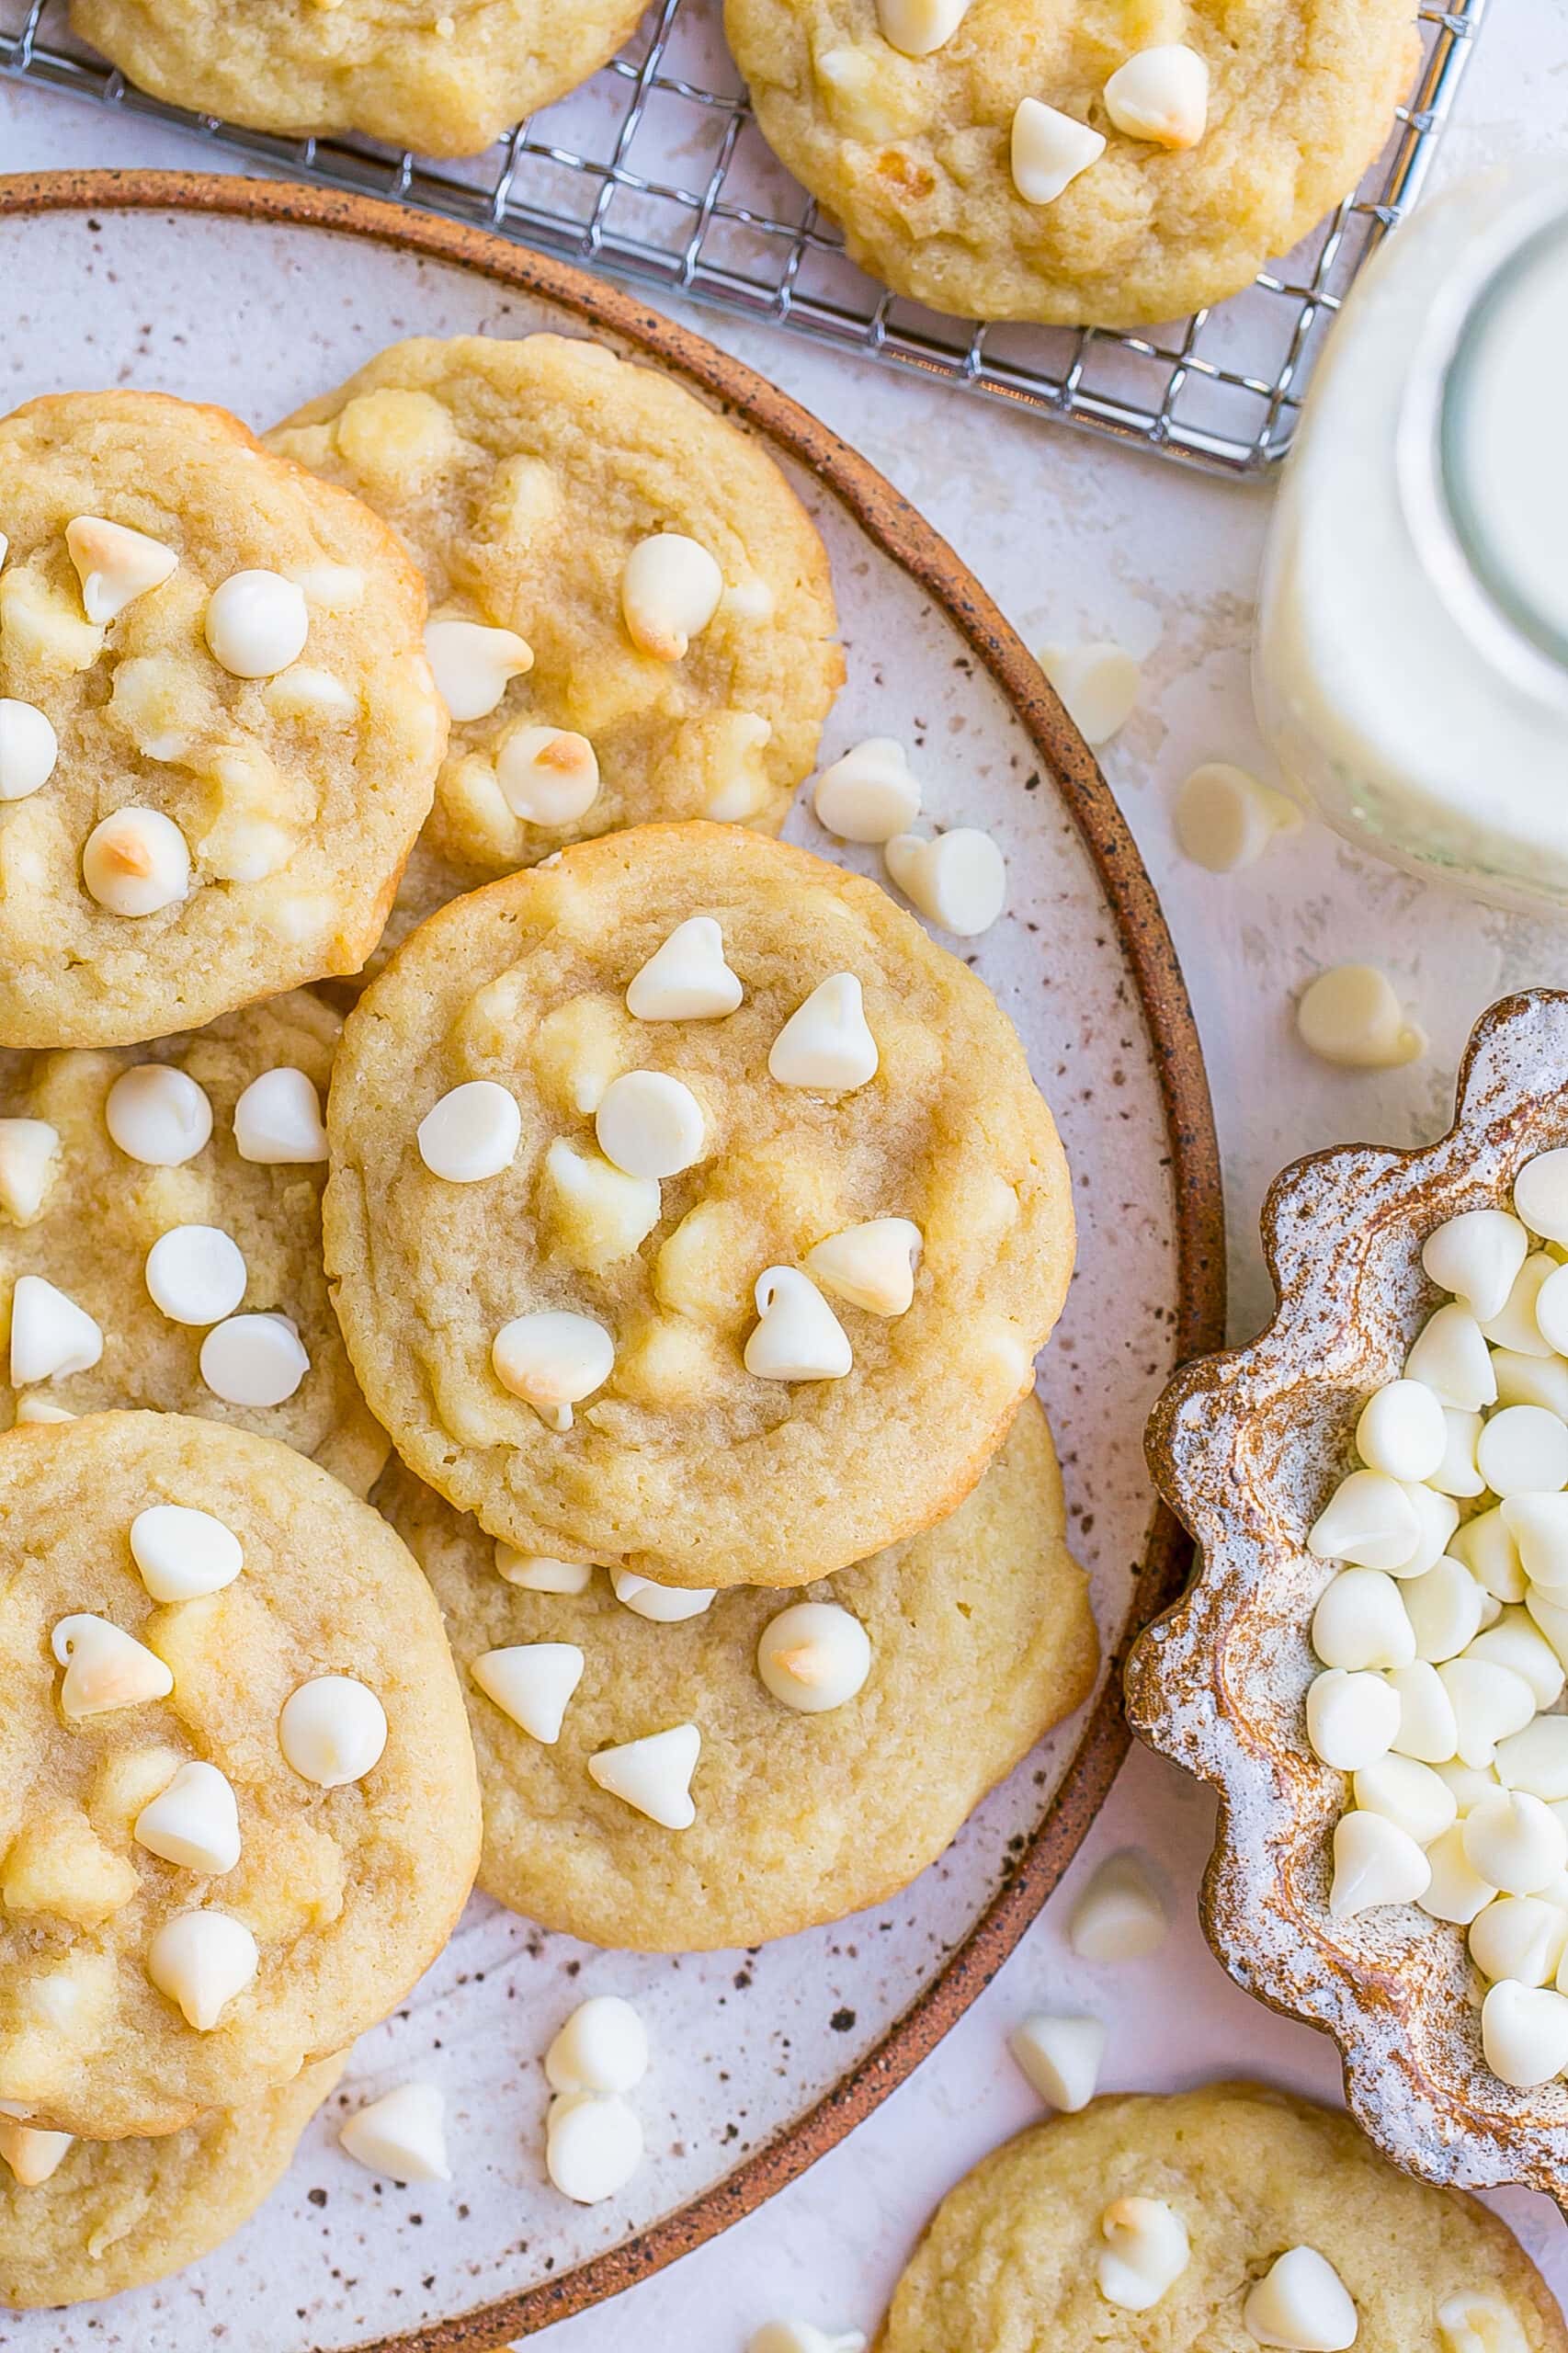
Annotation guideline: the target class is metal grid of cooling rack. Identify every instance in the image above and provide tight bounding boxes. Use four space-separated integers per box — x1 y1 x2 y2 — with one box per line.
2 0 1487 475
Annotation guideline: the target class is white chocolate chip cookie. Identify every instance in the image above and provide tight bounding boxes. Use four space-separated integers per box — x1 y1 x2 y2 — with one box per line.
0 992 384 1494
324 823 1074 1587
0 1414 479 2140
0 390 443 1047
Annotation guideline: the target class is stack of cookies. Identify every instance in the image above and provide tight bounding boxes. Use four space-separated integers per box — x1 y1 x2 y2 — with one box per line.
0 328 1090 2306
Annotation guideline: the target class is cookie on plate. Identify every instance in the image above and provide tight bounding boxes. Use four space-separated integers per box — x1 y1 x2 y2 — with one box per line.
724 0 1419 328
0 390 444 1048
268 334 843 888
70 0 647 158
0 1414 480 2141
381 1393 1096 1949
0 2056 341 2308
1 991 385 1495
324 822 1074 1587
875 2082 1568 2353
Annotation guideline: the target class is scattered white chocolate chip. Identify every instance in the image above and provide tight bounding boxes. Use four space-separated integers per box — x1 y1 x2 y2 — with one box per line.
587 1724 700 1829
232 1067 328 1164
146 1909 257 2030
278 1676 389 1787
1007 2012 1105 2112
417 1081 521 1183
204 569 309 677
1244 2245 1358 2351
1477 1404 1568 1496
492 1310 615 1431
199 1313 309 1408
1103 42 1209 149
1355 1379 1447 1483
134 1760 242 1876
1516 1150 1568 1247
1068 1851 1167 1961
1470 1897 1568 1989
1305 1668 1400 1769
803 1218 922 1318
423 619 532 722
14 1397 76 1425
496 726 601 825
1441 1659 1535 1768
874 0 970 56
609 1568 715 1623
748 2326 866 2353
1437 2292 1532 2353
882 828 1006 938
0 699 59 802
767 973 879 1092
1495 1712 1568 1799
756 1602 871 1713
1296 964 1425 1069
52 1613 173 1719
1040 642 1139 746
144 1223 247 1325
131 1503 244 1602
1327 1808 1430 1917
1420 1824 1496 1923
1388 1660 1460 1765
1096 2196 1189 2312
595 1070 705 1181
1405 1303 1497 1411
540 1141 661 1269
545 1995 649 2096
1306 1470 1419 1572
64 516 177 622
626 918 743 1022
1483 1252 1558 1356
495 1547 597 1594
0 1117 61 1225
1311 1568 1415 1672
1425 1211 1530 1324
621 533 723 661
744 1266 853 1382
472 1643 585 1745
1010 100 1107 207
340 2083 450 2183
0 2116 72 2187
1394 1481 1459 1577
545 2090 643 2203
106 1064 212 1166
9 1274 103 1385
1481 1977 1568 2087
1470 1611 1563 1709
1351 1754 1456 1847
82 807 190 917
1402 1560 1485 1664
1172 762 1300 872
812 739 922 843
1462 1790 1568 1895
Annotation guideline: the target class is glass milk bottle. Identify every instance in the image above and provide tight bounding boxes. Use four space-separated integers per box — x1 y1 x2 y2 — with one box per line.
1255 162 1568 912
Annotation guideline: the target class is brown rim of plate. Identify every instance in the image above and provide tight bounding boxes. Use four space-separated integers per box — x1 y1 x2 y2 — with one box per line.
0 168 1226 2348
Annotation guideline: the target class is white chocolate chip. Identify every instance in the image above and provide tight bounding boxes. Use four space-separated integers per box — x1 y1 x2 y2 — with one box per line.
1420 1824 1496 1922
1476 1404 1568 1497
472 1644 585 1745
423 620 532 722
82 807 190 916
803 1218 922 1317
1068 1851 1167 1961
134 1760 241 1875
1481 1977 1568 2087
1470 1896 1568 1988
609 1568 715 1623
1355 1379 1447 1483
545 2090 643 2203
1430 1410 1486 1499
0 2116 72 2187
105 1064 212 1166
626 918 743 1021
1172 762 1300 871
1516 1150 1568 1246
264 665 357 722
545 1995 649 2096
147 1909 257 2030
1351 1754 1457 1847
1244 2246 1357 2351
1482 1253 1558 1356
1327 1808 1430 1917
874 0 971 56
620 534 723 662
204 570 309 677
0 1118 61 1225
540 1142 661 1269
144 1223 247 1325
756 1602 871 1712
0 699 59 801
1040 641 1139 746
232 1067 328 1164
278 1676 388 1787
587 1724 700 1828
1423 1210 1529 1324
492 1310 615 1431
1103 42 1209 149
1007 2012 1105 2112
417 1081 521 1183
1437 2293 1532 2353
13 1397 75 1425
495 1547 597 1593
1495 1714 1568 1800
812 739 922 842
744 1266 853 1382
1462 1790 1568 1896
767 973 879 1092
496 726 601 825
1310 1568 1415 1672
1388 1661 1460 1764
1391 1481 1459 1579
595 1071 705 1180
1468 1612 1564 1710
1440 1659 1536 1768
725 576 776 623
199 1313 309 1407
1451 1508 1526 1602
1010 100 1107 207
64 516 177 622
882 829 1006 938
51 1613 173 1719
1297 964 1425 1069
1492 1348 1568 1416
1402 1559 1486 1663
1305 1668 1400 1770
1306 1470 1419 1572
1405 1303 1497 1411
9 1275 103 1385
130 1503 243 1602
1096 2196 1188 2312
340 2082 450 2183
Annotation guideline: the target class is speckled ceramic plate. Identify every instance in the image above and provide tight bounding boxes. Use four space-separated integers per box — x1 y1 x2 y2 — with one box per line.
0 173 1222 2351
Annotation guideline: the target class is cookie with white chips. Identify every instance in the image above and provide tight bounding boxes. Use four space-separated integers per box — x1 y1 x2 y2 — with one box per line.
0 989 384 1493
379 1393 1095 1948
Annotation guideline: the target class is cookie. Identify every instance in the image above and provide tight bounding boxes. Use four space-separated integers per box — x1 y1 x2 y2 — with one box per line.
875 2083 1568 2353
0 1414 481 2141
0 2056 340 2308
1 991 385 1495
71 0 647 157
324 822 1074 1587
0 390 444 1048
268 335 843 888
724 0 1419 328
381 1394 1096 1949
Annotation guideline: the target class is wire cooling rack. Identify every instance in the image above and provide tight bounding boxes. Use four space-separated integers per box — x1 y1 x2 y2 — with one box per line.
2 0 1487 475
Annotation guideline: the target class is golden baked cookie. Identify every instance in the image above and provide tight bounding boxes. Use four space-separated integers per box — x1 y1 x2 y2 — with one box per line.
0 991 385 1495
324 822 1074 1587
724 0 1420 328
0 1414 480 2141
381 1394 1096 1949
875 2083 1568 2353
0 390 444 1049
0 2056 341 2308
268 335 843 888
71 0 647 158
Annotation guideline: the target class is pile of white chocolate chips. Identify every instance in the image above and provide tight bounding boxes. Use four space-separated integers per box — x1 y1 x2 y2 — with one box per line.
1307 1147 1568 2088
